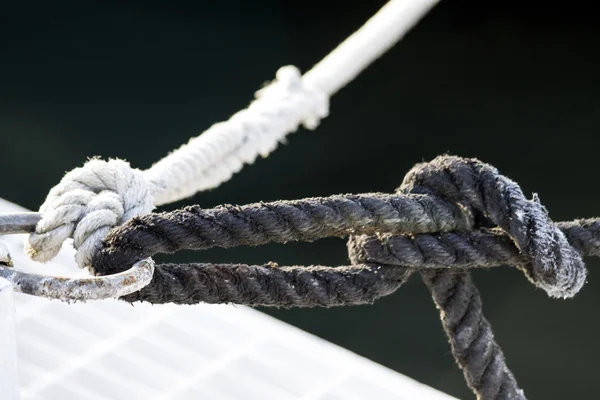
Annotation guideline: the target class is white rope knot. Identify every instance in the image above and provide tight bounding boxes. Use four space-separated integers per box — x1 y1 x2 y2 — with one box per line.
254 65 329 132
26 158 155 271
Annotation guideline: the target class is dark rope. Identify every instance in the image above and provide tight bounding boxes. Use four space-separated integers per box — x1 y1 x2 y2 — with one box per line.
421 269 525 400
396 155 580 400
118 262 409 306
92 199 597 307
91 155 598 400
399 155 585 299
94 192 474 275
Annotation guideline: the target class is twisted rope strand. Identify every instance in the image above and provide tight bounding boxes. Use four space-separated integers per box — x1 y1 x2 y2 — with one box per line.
94 193 474 274
93 196 600 279
120 262 409 306
397 155 572 400
421 270 525 400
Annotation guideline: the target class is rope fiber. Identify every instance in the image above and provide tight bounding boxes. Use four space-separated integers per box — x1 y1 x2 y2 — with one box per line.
91 155 599 399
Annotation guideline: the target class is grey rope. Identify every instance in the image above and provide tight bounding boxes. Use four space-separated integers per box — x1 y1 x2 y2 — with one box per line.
93 192 474 275
421 270 525 400
91 155 596 399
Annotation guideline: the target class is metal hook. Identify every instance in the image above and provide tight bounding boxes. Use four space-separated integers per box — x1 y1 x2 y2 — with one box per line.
0 212 154 301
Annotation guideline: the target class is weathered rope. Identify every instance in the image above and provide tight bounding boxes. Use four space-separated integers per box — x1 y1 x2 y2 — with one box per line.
93 192 474 274
25 0 438 270
398 156 529 400
91 155 597 399
421 270 525 400
93 156 591 301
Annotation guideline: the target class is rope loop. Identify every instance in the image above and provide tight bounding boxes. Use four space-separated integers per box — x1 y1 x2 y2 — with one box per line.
399 155 586 298
348 155 588 399
85 154 597 399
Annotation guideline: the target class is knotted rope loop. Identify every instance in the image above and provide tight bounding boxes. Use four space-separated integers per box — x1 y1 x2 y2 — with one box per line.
87 155 599 398
348 155 587 399
400 155 586 298
26 159 155 271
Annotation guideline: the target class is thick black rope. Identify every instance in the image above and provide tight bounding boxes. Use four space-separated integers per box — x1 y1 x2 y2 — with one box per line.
94 192 474 275
92 155 598 400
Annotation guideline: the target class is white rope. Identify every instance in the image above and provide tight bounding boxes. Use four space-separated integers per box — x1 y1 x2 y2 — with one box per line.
147 0 440 205
145 65 328 205
27 0 440 269
26 159 154 270
303 0 439 96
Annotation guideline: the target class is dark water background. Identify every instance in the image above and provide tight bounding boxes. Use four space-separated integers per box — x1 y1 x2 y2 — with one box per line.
1 1 599 398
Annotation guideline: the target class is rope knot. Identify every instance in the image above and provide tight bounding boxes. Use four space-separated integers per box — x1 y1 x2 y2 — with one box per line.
26 158 155 271
254 65 329 132
400 155 586 298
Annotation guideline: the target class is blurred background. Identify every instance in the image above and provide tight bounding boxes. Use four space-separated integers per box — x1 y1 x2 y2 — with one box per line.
1 1 599 398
